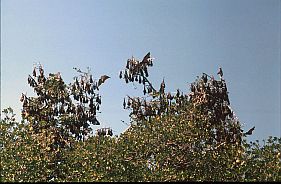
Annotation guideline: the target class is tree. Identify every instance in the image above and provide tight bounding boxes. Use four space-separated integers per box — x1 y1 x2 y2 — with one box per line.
116 53 245 181
242 137 281 181
18 64 110 181
1 54 280 182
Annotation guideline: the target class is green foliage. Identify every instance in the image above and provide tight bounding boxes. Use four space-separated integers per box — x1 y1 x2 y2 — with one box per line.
242 137 281 181
1 55 280 182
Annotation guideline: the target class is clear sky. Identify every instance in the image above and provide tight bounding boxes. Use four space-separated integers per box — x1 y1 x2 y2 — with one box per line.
1 0 280 142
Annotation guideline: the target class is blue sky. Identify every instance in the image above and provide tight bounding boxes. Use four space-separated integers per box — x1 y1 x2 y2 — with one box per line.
1 0 280 142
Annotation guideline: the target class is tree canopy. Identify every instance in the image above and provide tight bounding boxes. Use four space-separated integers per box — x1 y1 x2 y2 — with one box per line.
1 53 280 182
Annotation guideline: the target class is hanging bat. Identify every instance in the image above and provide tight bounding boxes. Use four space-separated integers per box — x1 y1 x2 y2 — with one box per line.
217 67 223 78
20 93 25 102
143 86 147 95
33 68 36 77
90 75 93 83
202 73 208 83
39 65 44 76
98 75 110 87
123 98 126 109
119 71 123 79
160 78 165 93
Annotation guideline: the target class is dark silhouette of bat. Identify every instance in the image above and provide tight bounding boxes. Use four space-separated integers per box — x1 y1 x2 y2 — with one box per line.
160 78 165 93
98 75 110 87
217 67 223 78
244 126 255 136
123 98 126 109
90 75 93 83
33 68 36 77
142 52 151 64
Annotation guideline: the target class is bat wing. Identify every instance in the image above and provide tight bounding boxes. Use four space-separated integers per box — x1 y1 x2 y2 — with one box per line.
98 75 110 86
142 52 150 63
244 126 255 135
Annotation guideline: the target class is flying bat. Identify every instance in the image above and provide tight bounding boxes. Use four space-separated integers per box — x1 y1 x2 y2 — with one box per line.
98 75 110 87
244 126 255 136
142 52 151 64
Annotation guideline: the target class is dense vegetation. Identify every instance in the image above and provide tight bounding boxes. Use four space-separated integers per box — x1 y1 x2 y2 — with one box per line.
1 53 280 182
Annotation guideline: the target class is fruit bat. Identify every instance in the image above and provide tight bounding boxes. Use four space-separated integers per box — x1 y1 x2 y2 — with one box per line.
244 126 255 136
123 98 126 109
119 71 123 79
142 52 150 64
144 66 148 77
20 93 25 102
202 73 207 83
90 75 93 83
75 78 79 86
143 86 147 95
167 92 173 100
217 67 223 78
176 89 180 98
126 59 130 69
140 69 144 76
96 96 101 105
139 76 142 84
160 78 165 93
33 68 36 77
98 75 110 87
108 129 113 136
39 66 44 76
